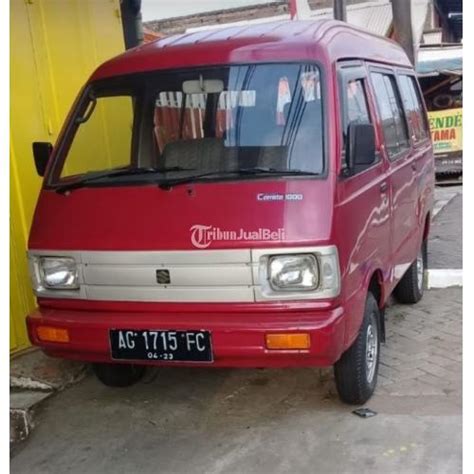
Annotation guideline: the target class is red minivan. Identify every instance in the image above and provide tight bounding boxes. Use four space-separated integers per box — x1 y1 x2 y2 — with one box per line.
27 20 434 404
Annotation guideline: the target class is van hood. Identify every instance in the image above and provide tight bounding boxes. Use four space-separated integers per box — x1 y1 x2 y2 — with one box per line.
29 179 333 251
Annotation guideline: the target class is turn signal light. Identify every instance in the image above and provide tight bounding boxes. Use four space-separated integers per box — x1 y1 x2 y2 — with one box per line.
265 333 310 350
37 326 70 343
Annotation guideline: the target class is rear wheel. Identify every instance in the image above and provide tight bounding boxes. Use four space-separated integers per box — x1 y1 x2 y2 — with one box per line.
93 363 146 387
394 240 427 304
334 292 380 405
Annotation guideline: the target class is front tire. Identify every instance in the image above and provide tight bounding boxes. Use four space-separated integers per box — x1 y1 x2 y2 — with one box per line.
93 363 146 387
334 292 380 405
394 240 427 304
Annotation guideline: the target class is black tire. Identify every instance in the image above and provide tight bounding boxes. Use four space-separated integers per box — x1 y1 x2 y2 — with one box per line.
334 292 380 405
394 240 427 304
93 363 146 387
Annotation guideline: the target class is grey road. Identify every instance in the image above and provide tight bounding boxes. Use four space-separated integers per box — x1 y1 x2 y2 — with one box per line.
11 287 462 474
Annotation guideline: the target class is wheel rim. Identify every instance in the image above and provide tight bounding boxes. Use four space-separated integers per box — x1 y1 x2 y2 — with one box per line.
416 248 424 292
366 322 378 384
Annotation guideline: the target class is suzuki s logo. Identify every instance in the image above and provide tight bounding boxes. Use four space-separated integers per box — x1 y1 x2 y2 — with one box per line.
190 224 213 249
156 269 171 284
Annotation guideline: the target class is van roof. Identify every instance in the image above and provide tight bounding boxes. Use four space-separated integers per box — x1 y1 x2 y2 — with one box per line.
91 19 412 81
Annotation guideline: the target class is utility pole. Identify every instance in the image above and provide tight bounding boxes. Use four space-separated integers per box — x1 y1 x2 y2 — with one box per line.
391 0 415 65
333 0 347 22
120 0 144 48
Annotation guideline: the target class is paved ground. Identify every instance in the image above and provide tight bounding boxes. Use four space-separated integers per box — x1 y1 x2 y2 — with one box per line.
430 185 462 269
11 287 462 474
10 184 462 472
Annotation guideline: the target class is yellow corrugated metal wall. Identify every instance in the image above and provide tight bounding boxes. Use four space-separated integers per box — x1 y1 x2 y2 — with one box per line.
10 0 126 354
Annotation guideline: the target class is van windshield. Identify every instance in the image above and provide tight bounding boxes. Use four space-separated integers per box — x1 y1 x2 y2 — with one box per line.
50 63 325 187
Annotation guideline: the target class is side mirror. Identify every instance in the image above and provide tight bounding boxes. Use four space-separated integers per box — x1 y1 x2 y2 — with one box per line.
32 142 53 177
346 122 376 174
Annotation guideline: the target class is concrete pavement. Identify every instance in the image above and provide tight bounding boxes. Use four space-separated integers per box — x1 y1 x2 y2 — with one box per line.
10 184 463 471
429 186 462 269
11 288 462 474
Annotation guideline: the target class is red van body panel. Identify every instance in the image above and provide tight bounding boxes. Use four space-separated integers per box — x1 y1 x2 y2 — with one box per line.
89 21 411 83
26 20 433 368
29 179 335 251
27 304 346 368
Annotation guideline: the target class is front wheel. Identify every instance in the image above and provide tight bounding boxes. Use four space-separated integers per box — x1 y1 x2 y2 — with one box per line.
334 292 380 405
93 363 146 387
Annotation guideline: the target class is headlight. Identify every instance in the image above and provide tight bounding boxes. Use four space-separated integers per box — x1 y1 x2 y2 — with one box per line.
268 254 318 291
37 257 79 289
257 246 341 300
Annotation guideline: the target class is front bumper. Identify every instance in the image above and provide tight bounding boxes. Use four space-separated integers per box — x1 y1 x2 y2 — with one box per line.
27 305 346 368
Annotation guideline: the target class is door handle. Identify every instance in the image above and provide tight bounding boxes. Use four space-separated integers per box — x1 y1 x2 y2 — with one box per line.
380 182 388 193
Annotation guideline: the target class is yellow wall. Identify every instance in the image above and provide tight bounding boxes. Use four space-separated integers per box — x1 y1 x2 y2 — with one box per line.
63 96 133 178
10 0 126 353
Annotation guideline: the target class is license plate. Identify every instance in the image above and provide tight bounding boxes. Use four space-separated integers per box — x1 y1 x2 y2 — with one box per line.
109 329 213 362
440 159 462 166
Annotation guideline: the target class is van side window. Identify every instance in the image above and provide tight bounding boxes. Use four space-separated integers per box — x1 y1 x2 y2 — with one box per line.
338 64 374 171
398 75 429 143
370 72 409 159
343 79 371 139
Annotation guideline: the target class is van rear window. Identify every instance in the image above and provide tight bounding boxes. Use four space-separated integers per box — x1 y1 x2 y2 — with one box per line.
398 75 429 142
370 72 409 159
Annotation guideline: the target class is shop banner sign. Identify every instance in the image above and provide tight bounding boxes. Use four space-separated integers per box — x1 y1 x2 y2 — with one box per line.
428 108 462 153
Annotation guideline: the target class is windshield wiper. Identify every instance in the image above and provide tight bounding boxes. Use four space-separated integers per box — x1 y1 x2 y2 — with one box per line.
55 166 194 194
237 167 320 176
158 167 319 190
